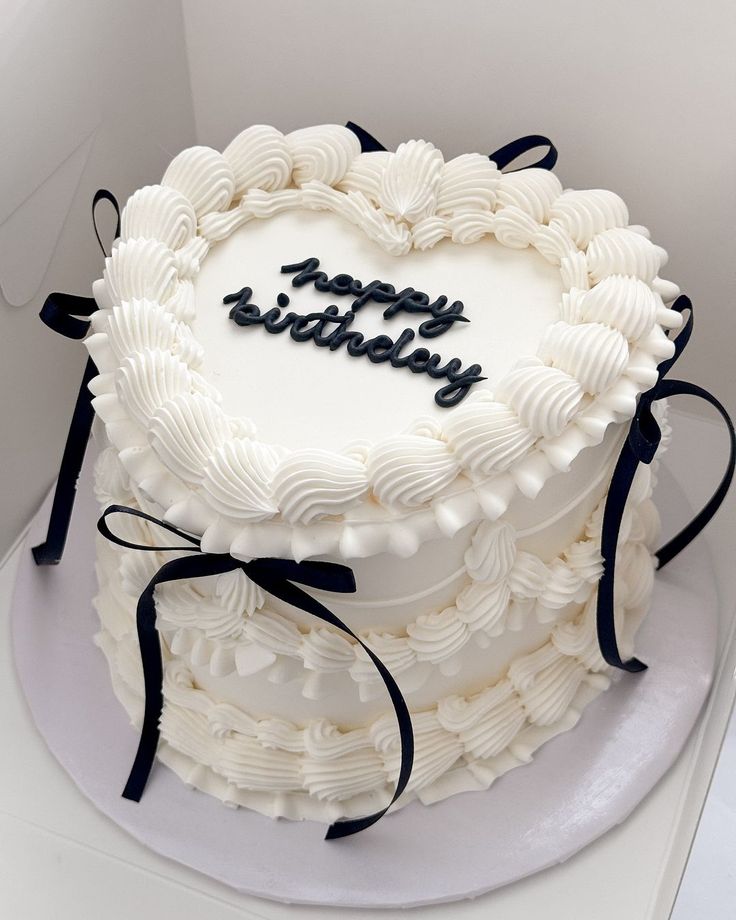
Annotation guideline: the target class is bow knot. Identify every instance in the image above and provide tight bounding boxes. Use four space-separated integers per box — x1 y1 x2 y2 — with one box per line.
97 504 412 840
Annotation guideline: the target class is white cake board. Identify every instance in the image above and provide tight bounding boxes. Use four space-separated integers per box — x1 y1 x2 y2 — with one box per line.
10 456 718 909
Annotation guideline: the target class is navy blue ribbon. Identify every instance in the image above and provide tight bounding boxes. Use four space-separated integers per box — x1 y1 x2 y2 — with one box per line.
596 295 735 671
32 190 120 565
96 504 414 840
345 121 387 153
487 134 558 172
345 122 558 171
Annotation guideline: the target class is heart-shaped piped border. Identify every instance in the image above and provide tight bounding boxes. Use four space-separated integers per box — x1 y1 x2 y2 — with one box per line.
84 124 682 562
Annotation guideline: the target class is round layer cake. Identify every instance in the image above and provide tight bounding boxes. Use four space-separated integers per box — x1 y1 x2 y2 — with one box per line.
85 124 682 823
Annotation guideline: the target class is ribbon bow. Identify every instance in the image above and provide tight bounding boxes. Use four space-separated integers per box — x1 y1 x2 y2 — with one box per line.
596 295 735 671
97 504 414 840
32 133 735 840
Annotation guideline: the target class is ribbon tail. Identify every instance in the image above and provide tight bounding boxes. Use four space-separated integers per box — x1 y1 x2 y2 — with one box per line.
32 189 119 566
596 438 649 673
122 553 240 801
324 641 414 839
245 565 414 839
32 356 97 565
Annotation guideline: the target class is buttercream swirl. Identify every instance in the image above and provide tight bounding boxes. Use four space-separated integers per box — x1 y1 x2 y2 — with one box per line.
301 182 411 255
215 568 265 618
93 447 132 506
586 227 664 284
531 221 577 265
411 215 451 250
443 391 536 475
559 251 591 291
437 680 526 759
115 349 193 428
104 300 173 362
455 580 512 635
121 184 197 251
435 152 500 216
336 151 391 203
149 393 230 483
104 238 178 306
576 274 661 342
447 212 496 245
162 146 236 217
492 206 538 249
285 124 361 187
244 609 302 657
495 360 584 439
366 434 460 508
271 448 369 524
201 438 281 522
378 139 444 224
222 124 292 196
495 168 563 223
537 321 629 394
464 519 517 582
549 188 629 248
406 607 469 664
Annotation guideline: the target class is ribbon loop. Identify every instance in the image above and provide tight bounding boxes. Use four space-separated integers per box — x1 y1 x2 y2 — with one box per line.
488 134 558 172
596 295 735 671
653 379 735 570
97 504 203 553
92 188 121 258
39 292 98 340
345 121 387 153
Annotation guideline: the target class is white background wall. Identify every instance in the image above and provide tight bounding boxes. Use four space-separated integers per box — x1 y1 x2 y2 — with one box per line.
2 0 735 557
0 0 195 557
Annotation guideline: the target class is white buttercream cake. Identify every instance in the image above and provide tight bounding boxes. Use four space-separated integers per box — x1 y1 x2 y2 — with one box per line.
85 124 683 824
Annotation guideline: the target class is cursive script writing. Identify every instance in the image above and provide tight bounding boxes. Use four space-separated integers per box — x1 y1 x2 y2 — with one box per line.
223 258 486 408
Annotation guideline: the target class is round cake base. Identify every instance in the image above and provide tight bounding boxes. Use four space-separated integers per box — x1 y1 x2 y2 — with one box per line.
10 458 718 908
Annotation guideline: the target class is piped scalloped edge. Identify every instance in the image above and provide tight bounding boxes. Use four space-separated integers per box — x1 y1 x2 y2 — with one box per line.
85 123 684 562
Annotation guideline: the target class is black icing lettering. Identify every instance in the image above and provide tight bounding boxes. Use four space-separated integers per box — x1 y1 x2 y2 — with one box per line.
407 348 431 373
346 332 368 356
387 327 416 367
280 257 328 289
434 366 487 408
263 306 296 332
419 300 469 338
313 305 345 346
330 273 357 296
225 258 486 407
350 279 397 310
